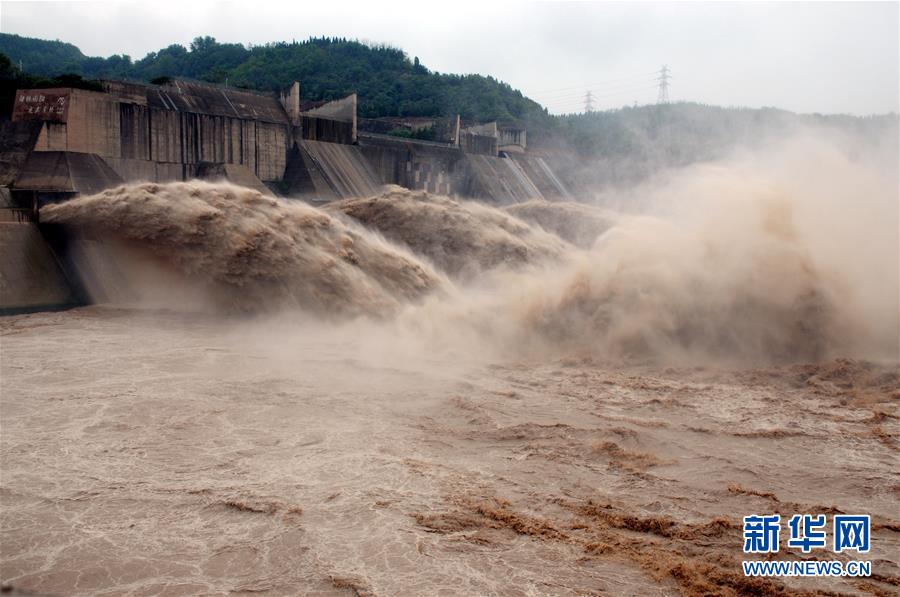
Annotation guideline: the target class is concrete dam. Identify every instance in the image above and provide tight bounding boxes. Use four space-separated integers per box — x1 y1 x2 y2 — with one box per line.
1 78 572 313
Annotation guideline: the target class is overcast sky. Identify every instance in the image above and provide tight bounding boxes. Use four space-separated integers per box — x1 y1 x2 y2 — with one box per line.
1 1 897 115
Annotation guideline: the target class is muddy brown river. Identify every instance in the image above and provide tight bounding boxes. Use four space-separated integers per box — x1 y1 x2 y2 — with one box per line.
1 307 897 595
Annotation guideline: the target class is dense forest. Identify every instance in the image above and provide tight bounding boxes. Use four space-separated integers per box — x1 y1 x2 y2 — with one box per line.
1 32 895 188
0 52 104 122
0 33 554 133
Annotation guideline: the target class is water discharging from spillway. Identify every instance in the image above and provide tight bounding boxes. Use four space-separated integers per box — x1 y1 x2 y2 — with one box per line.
41 134 898 365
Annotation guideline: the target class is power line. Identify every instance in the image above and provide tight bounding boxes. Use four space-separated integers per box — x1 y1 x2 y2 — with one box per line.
546 91 657 114
532 78 659 97
542 91 651 112
535 66 670 114
533 75 659 98
529 70 660 94
547 93 654 110
543 84 657 108
534 78 659 102
656 64 671 104
539 83 658 107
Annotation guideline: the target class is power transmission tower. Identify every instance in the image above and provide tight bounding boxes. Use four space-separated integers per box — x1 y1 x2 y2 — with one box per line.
656 65 670 104
584 90 594 113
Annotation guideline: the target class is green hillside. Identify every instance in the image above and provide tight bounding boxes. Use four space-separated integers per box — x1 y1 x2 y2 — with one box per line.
0 33 553 132
0 33 86 75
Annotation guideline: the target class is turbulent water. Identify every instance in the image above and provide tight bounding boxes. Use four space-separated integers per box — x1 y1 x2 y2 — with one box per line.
328 186 571 278
3 134 899 595
41 140 898 365
503 200 620 249
41 181 443 316
2 310 897 596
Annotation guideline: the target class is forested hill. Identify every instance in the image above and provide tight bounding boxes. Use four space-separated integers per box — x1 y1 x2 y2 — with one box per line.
0 33 553 131
2 32 895 190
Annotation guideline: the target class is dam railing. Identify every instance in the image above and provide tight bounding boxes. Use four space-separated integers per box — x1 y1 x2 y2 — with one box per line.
358 132 458 150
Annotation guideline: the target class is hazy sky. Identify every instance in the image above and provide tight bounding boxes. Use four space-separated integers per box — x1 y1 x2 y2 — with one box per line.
1 1 897 115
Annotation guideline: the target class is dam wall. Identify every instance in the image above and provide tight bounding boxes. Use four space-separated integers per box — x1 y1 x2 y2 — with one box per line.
509 154 570 199
0 120 43 187
357 133 463 196
20 83 291 184
356 133 571 203
0 222 80 314
283 140 381 201
4 78 579 314
462 154 544 203
14 151 124 203
195 163 274 196
11 78 572 206
299 93 357 144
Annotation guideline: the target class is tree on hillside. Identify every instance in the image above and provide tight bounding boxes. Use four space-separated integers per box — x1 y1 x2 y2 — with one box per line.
0 34 554 133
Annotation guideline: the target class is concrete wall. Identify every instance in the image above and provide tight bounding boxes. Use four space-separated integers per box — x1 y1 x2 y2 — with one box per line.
299 94 357 144
0 120 43 187
509 154 570 199
284 140 381 201
459 132 497 156
102 158 185 184
0 223 79 313
358 133 463 196
301 94 356 142
195 163 273 196
463 154 545 203
357 133 561 203
499 127 526 153
280 82 301 125
14 152 124 199
300 116 354 144
19 86 290 183
11 81 573 205
358 116 459 145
